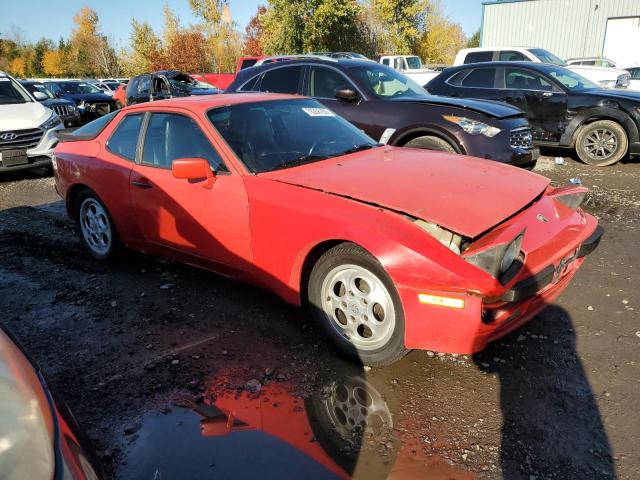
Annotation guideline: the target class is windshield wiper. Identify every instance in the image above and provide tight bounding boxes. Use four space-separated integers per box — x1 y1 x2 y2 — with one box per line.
341 144 378 155
272 155 329 171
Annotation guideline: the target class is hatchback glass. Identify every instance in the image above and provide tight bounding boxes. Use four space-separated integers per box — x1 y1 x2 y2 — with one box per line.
208 99 378 173
349 64 426 98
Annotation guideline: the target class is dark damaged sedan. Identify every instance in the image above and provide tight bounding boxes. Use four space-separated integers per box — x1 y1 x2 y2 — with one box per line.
45 80 118 121
226 58 539 167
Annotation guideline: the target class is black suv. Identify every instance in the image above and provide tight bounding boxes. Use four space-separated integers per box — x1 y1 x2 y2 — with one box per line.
426 62 640 166
126 70 220 106
19 81 81 127
225 59 539 167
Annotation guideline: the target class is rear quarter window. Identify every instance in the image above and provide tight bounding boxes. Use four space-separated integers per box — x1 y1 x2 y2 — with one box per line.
461 68 497 88
58 111 118 141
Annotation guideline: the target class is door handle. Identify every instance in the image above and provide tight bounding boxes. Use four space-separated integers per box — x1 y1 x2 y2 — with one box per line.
132 179 152 189
542 92 553 97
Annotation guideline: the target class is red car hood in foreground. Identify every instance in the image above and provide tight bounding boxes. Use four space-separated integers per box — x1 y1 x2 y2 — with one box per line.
262 147 550 238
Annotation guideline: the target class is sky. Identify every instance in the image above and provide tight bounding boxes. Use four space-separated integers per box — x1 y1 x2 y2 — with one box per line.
0 0 485 49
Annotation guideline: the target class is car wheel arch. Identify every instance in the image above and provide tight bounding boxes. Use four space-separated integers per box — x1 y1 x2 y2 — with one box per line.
566 109 637 147
392 128 464 154
66 184 93 218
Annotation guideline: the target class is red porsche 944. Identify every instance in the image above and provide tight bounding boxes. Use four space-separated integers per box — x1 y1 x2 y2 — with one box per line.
53 93 602 365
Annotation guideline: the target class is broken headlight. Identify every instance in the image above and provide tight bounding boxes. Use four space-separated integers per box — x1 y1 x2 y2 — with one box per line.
464 233 524 279
550 186 588 210
413 219 462 254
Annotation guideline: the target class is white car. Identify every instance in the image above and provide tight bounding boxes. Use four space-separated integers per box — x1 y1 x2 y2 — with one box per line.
624 67 640 91
0 71 64 172
379 55 439 86
454 47 631 89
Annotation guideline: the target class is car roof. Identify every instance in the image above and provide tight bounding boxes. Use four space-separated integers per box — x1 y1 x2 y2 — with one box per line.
446 61 565 72
121 92 302 112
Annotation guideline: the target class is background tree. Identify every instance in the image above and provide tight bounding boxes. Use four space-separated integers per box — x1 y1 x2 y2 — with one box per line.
467 29 481 48
128 19 162 75
43 50 64 76
417 1 466 65
371 0 429 54
244 5 266 56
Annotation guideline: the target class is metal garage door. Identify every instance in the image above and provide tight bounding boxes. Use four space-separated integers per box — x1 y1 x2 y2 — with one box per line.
603 17 640 67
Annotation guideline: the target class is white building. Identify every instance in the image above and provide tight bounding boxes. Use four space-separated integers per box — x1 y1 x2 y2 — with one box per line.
481 0 640 67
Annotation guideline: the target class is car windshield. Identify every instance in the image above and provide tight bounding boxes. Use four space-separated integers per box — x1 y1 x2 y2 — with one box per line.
528 48 566 66
208 99 378 173
58 82 102 94
546 66 600 91
405 56 423 69
104 82 120 90
22 83 55 99
0 77 33 104
349 64 426 99
167 72 198 92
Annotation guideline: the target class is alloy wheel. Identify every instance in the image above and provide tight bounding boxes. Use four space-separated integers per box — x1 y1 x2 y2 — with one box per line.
79 198 112 256
320 264 396 351
582 128 618 161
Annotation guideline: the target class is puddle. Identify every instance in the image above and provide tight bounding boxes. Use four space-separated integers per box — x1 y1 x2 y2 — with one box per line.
120 372 474 480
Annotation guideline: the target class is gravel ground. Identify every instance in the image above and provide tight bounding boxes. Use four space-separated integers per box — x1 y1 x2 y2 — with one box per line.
0 153 638 479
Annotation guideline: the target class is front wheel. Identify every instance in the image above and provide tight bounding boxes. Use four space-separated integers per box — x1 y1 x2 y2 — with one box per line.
308 243 409 366
575 120 628 166
403 135 456 152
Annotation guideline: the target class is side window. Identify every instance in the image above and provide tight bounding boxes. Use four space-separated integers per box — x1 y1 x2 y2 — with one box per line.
461 68 497 88
309 67 352 98
464 51 494 64
137 75 151 95
446 70 470 86
239 59 258 70
106 114 143 160
381 58 390 66
48 83 62 95
141 113 227 171
498 50 528 62
259 66 303 94
582 60 596 66
505 68 553 91
631 69 640 80
239 75 260 92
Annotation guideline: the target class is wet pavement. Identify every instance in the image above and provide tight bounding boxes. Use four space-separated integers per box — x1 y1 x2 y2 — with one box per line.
0 153 638 479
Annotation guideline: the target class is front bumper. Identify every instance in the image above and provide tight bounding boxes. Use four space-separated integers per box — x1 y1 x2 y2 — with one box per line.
400 222 602 354
0 124 63 172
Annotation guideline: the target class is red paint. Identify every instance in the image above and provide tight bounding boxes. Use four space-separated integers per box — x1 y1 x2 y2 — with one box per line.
192 56 266 90
54 94 600 355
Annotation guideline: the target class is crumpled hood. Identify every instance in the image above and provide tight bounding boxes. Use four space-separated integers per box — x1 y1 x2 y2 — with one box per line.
391 95 524 119
0 101 51 131
261 147 549 238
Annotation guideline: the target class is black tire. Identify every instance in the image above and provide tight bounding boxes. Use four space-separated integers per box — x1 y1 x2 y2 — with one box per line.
575 120 628 166
308 243 409 366
74 189 121 261
403 135 456 152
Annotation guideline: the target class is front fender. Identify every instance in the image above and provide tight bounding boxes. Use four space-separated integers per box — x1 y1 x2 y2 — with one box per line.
561 106 639 147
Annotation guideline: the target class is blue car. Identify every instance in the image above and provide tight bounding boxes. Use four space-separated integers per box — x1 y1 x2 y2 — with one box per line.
45 80 119 121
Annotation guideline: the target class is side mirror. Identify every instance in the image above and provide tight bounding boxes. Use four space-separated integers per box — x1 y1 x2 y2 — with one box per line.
172 157 215 189
335 87 358 102
33 91 48 101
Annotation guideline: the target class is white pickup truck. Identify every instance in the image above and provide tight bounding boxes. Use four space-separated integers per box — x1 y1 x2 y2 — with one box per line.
454 47 631 89
379 55 440 86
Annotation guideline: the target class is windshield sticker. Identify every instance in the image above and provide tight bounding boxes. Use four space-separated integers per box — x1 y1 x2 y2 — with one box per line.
302 107 335 117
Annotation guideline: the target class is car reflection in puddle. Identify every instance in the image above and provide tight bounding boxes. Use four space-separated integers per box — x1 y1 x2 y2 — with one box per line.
120 366 474 480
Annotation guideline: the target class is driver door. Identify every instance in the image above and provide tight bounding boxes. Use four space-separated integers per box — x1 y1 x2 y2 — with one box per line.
129 110 252 273
500 67 568 143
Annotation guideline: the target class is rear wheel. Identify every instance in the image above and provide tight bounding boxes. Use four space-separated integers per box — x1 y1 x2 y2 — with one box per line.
75 190 120 261
308 243 409 366
403 135 456 152
575 120 627 166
